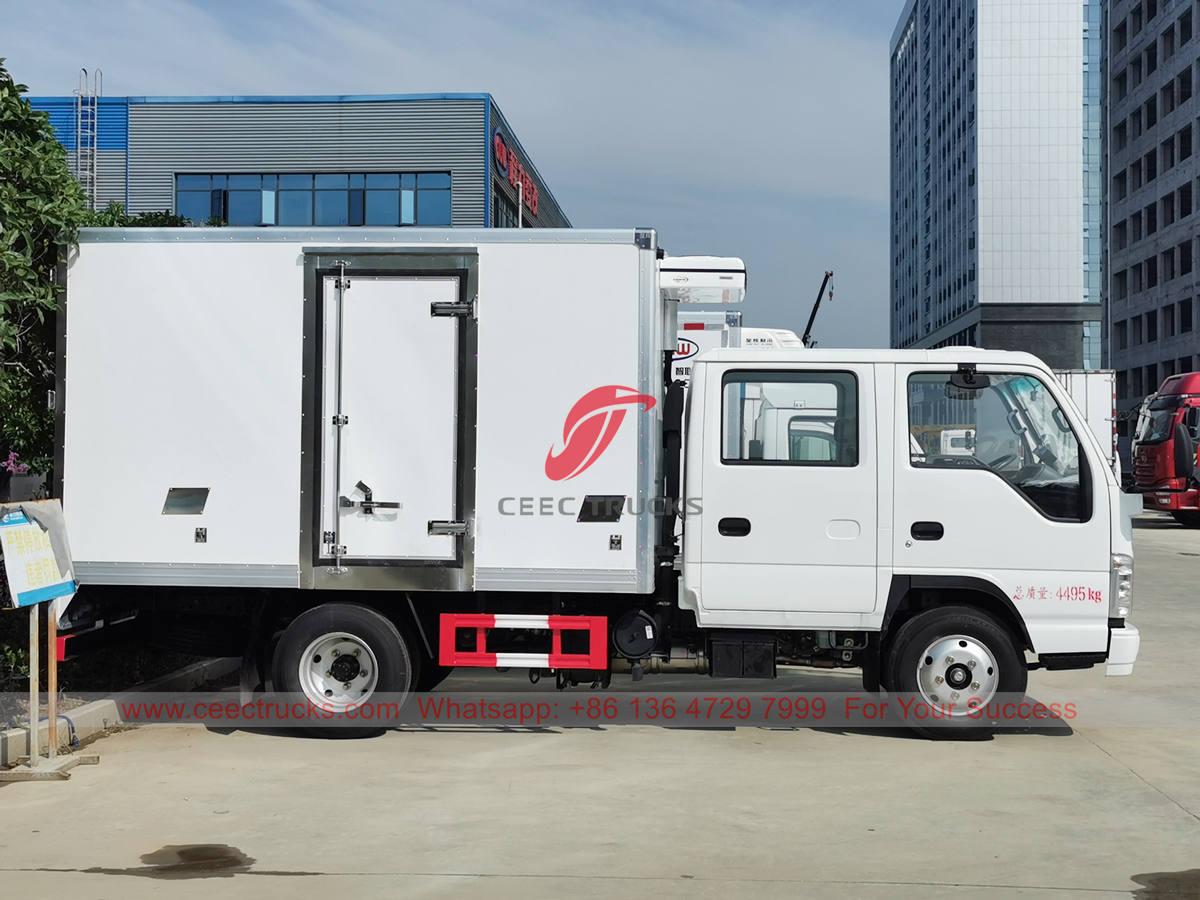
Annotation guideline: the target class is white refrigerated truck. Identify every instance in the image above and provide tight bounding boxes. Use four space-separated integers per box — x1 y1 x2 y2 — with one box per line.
54 228 1139 735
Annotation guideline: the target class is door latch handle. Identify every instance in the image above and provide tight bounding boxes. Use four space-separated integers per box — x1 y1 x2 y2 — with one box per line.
718 517 752 537
910 521 944 541
340 480 401 515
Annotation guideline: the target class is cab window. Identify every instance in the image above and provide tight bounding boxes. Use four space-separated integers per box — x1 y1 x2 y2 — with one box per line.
722 370 858 466
908 372 1089 521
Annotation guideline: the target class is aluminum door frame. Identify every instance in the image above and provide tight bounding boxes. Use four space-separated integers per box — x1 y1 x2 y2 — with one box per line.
301 249 478 591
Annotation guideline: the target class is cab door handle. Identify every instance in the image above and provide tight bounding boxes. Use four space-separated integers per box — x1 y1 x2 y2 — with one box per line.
910 521 944 541
718 517 752 537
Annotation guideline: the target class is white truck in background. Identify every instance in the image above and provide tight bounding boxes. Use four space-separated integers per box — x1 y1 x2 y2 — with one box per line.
52 228 1139 738
1055 370 1121 484
674 312 803 383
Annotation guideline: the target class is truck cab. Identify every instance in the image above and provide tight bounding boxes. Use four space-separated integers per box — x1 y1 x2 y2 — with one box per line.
681 348 1139 698
1133 372 1200 525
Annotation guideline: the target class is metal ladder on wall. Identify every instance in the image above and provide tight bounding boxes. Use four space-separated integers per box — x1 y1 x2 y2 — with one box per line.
74 68 102 211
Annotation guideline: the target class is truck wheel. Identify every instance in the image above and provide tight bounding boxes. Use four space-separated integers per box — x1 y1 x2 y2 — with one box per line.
272 603 418 738
883 605 1027 740
1171 511 1200 527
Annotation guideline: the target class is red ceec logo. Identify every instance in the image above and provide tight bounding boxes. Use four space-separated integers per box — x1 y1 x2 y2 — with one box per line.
545 385 656 481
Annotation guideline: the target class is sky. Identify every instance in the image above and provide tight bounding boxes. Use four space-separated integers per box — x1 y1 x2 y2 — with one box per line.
4 0 901 347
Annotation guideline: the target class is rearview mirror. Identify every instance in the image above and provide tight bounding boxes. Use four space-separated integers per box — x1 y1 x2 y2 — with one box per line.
1174 422 1197 481
948 370 991 391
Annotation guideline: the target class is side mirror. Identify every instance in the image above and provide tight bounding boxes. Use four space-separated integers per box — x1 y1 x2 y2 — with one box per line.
1174 422 1197 481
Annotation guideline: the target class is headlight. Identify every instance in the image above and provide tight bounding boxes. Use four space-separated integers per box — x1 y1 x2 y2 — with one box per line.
1111 554 1133 619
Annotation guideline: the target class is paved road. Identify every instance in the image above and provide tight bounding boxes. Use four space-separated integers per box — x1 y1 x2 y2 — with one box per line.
1 515 1198 898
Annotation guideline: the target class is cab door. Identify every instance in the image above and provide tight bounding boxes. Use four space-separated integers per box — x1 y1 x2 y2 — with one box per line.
895 364 1111 651
696 363 878 614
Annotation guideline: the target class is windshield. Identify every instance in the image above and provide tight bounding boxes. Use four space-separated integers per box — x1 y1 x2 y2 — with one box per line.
1135 397 1180 444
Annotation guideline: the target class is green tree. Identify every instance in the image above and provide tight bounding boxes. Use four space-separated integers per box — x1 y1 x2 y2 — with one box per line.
0 58 89 474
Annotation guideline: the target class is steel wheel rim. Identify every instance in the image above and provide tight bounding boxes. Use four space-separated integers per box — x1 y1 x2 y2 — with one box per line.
297 632 380 712
915 633 999 717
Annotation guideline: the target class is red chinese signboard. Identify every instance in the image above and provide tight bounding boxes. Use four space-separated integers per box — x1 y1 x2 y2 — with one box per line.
493 129 539 217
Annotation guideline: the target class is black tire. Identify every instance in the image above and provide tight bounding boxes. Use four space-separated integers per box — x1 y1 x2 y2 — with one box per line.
1171 511 1200 527
883 605 1027 740
272 603 418 738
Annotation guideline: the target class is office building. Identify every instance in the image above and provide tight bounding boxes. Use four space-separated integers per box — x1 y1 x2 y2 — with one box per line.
1107 0 1198 426
890 0 1103 368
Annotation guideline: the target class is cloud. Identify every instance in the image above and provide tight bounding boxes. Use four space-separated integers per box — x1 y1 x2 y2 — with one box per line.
7 0 894 346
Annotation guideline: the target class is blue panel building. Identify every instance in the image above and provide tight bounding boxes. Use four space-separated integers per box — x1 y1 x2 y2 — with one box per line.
27 93 569 229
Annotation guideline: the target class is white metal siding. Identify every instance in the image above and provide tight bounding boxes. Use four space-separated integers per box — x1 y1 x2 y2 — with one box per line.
127 100 486 224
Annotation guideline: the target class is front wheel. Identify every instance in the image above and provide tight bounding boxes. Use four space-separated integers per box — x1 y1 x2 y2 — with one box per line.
883 606 1027 739
272 603 418 738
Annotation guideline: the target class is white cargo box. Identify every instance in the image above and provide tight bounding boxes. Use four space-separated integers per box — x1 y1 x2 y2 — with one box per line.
59 229 671 594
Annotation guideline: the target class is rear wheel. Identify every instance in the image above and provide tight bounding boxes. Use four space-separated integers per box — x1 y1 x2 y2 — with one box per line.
884 605 1027 739
272 603 417 738
1171 511 1200 527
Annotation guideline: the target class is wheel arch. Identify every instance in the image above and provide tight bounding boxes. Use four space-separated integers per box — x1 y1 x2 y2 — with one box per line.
862 575 1033 692
882 575 1033 651
240 590 436 698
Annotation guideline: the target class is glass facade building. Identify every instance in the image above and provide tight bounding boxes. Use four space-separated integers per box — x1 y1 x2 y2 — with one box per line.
890 0 1104 369
1107 0 1199 430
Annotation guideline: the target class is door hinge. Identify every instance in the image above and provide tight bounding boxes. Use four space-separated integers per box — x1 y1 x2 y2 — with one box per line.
431 300 474 318
428 520 468 536
322 531 336 544
328 544 347 557
332 414 349 427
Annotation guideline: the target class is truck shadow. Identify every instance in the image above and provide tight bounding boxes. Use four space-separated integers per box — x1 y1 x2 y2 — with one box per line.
1133 514 1180 530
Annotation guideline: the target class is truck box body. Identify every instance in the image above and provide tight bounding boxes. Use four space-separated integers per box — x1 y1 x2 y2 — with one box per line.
1055 369 1119 480
60 228 668 594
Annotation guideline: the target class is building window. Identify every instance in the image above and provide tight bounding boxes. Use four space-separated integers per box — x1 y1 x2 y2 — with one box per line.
1147 310 1159 342
174 172 452 227
1180 298 1194 333
1116 319 1129 350
1082 321 1101 370
1164 304 1176 337
492 190 519 228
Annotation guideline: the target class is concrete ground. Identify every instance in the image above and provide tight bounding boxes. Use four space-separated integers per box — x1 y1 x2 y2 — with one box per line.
1 515 1198 898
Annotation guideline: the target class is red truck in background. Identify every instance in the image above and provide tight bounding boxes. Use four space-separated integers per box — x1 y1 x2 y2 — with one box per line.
1134 372 1200 526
